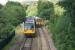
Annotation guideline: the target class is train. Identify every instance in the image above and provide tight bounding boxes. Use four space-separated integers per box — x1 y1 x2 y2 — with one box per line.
35 18 45 27
24 18 36 37
23 17 45 37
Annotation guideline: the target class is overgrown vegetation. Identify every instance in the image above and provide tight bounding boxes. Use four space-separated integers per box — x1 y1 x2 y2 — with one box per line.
0 1 26 42
26 4 37 17
38 0 54 20
38 0 75 50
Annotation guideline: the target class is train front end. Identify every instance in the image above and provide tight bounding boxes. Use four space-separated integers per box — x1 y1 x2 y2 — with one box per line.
24 18 36 37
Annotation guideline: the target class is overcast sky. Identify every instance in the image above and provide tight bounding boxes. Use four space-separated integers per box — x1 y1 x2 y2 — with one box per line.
0 0 38 5
0 0 8 5
0 0 60 5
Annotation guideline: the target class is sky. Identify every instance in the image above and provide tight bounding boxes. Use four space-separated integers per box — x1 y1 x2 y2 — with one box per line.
0 0 8 5
0 0 38 5
0 0 61 5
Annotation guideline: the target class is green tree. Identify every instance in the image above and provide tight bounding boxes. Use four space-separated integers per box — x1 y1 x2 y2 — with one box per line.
2 1 26 26
38 0 54 20
26 4 37 17
0 4 3 9
0 1 26 39
50 0 75 50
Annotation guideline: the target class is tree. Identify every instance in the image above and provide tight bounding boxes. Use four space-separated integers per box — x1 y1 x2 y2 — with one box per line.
0 1 26 39
38 0 54 20
26 4 38 17
3 1 26 26
0 4 3 9
51 0 75 50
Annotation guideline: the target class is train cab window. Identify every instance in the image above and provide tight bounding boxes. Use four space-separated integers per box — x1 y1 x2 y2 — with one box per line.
24 23 34 30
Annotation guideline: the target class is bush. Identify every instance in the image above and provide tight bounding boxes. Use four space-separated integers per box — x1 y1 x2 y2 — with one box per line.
0 1 26 49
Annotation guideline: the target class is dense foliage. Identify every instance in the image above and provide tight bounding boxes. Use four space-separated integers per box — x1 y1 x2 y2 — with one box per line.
38 0 54 20
38 0 75 50
57 0 75 50
26 4 37 17
0 4 3 9
0 1 26 39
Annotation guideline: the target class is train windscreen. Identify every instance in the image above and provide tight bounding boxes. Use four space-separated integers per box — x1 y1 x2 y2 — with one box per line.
24 23 34 30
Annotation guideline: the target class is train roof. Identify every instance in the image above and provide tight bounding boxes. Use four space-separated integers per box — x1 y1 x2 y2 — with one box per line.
25 18 35 23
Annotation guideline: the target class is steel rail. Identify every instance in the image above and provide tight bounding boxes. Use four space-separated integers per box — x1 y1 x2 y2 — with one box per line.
20 38 27 50
40 28 51 50
20 38 33 50
37 28 42 50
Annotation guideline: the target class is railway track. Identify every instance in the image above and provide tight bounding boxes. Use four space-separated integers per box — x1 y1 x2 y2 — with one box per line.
19 27 54 50
41 28 51 50
37 28 42 50
19 28 42 50
38 28 51 50
20 38 33 50
41 27 56 50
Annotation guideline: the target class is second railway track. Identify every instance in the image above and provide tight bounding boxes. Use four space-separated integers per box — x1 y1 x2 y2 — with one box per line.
41 28 51 50
38 28 51 50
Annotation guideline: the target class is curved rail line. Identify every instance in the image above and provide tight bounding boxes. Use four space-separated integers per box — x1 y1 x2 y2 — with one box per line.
20 38 27 50
20 38 33 50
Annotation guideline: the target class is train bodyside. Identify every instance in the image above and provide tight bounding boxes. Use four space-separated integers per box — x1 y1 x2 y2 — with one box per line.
35 19 45 27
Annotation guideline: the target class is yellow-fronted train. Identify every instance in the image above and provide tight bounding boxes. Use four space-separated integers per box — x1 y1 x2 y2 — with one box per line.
24 18 36 37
